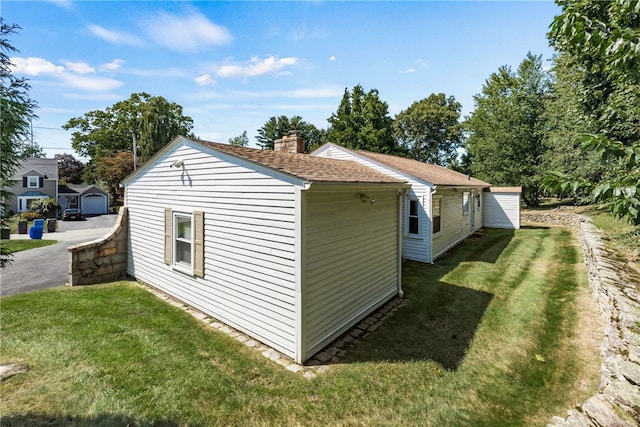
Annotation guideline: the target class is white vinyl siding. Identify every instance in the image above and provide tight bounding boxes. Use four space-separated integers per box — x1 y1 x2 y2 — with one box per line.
432 189 475 260
301 189 399 359
483 192 521 229
126 143 299 359
313 145 432 263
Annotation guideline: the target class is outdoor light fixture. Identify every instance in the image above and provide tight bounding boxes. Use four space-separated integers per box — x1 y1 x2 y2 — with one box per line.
171 160 184 168
360 193 376 205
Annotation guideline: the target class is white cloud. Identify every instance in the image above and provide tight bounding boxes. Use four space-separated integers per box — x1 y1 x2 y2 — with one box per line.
88 24 144 46
142 11 232 52
57 73 124 92
64 61 95 74
100 59 125 71
44 0 72 10
414 59 429 68
195 73 216 86
216 56 298 79
329 55 336 61
10 57 64 76
405 67 415 73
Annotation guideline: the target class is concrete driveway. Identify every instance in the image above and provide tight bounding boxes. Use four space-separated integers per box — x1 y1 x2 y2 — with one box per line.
1 215 119 297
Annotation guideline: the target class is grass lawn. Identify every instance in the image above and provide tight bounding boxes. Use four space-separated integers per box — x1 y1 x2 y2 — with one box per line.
0 227 601 426
0 239 57 254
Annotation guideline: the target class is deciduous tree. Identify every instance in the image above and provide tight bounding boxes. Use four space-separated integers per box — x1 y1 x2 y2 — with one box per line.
545 0 640 223
93 150 134 206
394 93 463 166
63 92 194 163
466 53 551 207
56 153 84 184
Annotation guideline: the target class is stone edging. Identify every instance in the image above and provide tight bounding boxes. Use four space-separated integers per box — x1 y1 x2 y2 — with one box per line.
140 282 407 379
523 214 640 426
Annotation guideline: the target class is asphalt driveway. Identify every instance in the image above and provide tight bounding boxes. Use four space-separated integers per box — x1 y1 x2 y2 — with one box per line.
1 215 119 297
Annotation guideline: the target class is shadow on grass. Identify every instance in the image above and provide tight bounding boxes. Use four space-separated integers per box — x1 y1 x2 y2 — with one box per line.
343 228 515 370
0 414 178 426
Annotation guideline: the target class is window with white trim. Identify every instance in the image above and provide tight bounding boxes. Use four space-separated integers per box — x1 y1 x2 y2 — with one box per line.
164 209 205 277
27 176 39 188
462 191 470 215
407 198 420 236
432 198 441 234
174 212 193 270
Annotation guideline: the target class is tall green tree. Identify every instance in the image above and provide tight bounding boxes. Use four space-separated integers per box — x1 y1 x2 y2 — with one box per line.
56 153 85 184
541 53 602 204
327 85 397 153
63 92 194 163
394 93 463 166
63 92 193 203
1 19 38 268
256 115 325 152
466 53 551 207
545 0 640 224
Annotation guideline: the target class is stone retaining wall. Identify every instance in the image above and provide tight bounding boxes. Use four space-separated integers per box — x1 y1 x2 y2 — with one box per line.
68 207 128 286
524 214 640 426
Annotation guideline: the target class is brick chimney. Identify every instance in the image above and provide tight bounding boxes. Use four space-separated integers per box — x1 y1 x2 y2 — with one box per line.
274 130 305 154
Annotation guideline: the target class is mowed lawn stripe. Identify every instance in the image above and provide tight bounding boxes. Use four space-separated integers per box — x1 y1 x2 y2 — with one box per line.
0 227 601 426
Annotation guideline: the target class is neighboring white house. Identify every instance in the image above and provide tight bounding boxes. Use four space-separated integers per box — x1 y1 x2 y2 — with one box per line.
312 143 520 263
122 133 409 363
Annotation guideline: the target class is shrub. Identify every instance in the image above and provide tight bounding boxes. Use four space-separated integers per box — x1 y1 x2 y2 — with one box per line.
20 211 40 221
28 198 60 218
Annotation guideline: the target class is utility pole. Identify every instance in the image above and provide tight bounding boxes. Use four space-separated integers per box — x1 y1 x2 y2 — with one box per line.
132 132 137 170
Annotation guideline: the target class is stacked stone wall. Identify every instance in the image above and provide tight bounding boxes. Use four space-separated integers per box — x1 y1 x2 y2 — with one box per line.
68 207 128 286
523 214 640 426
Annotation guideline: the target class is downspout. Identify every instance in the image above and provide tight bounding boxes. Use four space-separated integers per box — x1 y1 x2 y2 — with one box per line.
430 186 438 263
397 187 408 298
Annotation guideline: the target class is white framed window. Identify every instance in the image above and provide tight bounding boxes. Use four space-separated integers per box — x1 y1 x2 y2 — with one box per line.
406 197 420 236
462 191 470 216
164 209 204 277
17 195 47 212
173 212 193 272
27 176 39 188
432 197 442 234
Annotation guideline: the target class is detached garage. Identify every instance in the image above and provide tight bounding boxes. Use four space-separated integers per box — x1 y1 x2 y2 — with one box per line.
80 186 109 215
483 187 522 229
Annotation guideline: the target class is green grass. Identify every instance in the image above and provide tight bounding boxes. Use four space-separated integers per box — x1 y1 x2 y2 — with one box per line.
0 228 601 426
0 239 57 254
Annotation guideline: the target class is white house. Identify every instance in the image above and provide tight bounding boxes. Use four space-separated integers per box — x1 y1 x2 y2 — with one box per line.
123 133 409 363
312 143 520 263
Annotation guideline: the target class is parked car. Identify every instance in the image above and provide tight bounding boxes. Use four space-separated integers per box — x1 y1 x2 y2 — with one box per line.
61 208 83 221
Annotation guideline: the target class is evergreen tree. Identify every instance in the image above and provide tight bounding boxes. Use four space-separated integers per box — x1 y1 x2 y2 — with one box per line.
327 85 397 153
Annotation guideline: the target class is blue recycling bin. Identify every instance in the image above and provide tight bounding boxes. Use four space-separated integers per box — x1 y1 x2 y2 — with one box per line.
33 219 45 228
29 226 43 239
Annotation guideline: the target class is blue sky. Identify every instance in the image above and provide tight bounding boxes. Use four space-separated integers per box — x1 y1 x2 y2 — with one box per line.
4 1 560 160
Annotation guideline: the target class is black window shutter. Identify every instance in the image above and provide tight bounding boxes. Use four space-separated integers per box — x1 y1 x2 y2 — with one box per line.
39 177 44 187
23 177 27 187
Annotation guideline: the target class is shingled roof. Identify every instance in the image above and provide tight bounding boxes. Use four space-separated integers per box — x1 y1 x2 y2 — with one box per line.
195 139 406 185
354 150 490 187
